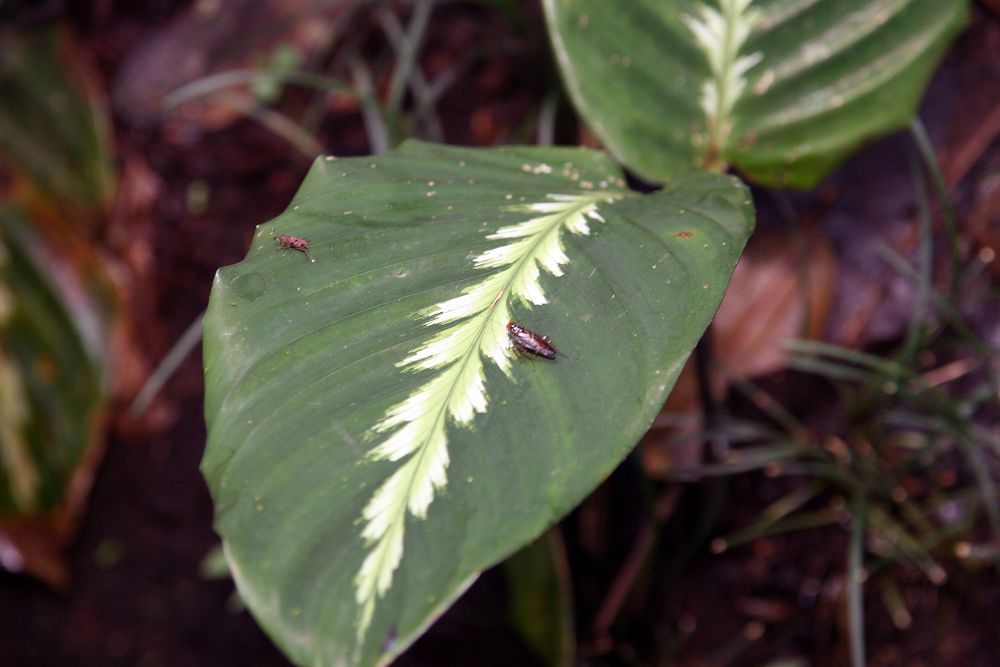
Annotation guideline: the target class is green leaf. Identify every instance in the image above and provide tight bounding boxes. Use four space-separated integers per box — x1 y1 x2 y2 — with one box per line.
544 0 968 188
202 141 753 666
503 530 575 667
0 208 113 514
0 26 115 211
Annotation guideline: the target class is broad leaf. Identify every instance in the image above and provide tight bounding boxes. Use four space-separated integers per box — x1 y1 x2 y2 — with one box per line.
544 0 968 188
0 19 120 586
0 207 119 584
202 141 753 666
0 26 114 213
0 209 111 512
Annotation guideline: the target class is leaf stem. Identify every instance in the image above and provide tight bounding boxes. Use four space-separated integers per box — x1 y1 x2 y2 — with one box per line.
910 118 963 301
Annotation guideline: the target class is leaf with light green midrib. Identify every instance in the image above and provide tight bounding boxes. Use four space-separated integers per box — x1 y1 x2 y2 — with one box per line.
202 142 753 666
544 0 968 187
354 191 622 641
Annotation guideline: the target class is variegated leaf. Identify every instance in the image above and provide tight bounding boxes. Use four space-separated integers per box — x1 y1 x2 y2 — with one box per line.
544 0 968 188
202 141 753 666
0 209 115 524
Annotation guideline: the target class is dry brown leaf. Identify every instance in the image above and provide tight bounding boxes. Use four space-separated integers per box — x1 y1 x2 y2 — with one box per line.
640 223 836 479
713 222 836 379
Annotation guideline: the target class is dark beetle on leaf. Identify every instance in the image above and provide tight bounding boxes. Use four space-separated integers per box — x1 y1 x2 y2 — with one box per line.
507 321 558 359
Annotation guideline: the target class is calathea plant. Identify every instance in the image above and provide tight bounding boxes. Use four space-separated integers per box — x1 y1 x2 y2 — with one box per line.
201 0 966 665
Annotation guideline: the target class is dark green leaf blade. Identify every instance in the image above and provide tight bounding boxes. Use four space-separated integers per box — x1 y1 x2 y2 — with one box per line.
202 141 753 666
0 26 115 211
544 0 968 188
0 209 109 514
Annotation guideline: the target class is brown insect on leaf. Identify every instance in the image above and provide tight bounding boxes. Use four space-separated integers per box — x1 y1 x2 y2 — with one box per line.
274 233 313 261
507 321 558 360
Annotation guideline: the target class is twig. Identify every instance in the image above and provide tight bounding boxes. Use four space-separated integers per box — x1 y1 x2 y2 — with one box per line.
591 486 681 639
944 95 1000 187
910 119 963 301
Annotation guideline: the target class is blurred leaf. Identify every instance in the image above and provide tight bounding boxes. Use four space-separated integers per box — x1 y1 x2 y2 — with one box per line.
253 45 304 104
0 207 120 585
0 26 114 213
544 0 968 187
202 141 753 665
199 543 231 580
504 530 575 667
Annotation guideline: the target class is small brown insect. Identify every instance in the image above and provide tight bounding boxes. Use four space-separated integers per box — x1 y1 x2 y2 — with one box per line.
274 233 310 258
507 321 558 359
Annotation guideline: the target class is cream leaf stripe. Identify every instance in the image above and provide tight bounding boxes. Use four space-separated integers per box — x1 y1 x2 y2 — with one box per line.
352 187 623 644
682 0 763 149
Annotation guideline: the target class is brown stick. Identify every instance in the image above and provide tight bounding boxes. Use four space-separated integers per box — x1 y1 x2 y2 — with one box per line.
591 486 682 641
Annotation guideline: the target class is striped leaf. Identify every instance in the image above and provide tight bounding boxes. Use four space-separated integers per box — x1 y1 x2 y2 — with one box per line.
544 0 968 187
0 23 119 586
0 209 114 516
202 141 753 665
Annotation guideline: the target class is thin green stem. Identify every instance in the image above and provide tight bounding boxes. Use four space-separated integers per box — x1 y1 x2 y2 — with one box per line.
129 311 205 417
910 118 963 301
385 0 434 122
898 148 933 363
209 91 323 157
163 69 359 109
376 4 445 141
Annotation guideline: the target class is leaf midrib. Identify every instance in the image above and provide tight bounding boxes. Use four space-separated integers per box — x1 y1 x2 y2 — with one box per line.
361 194 603 606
